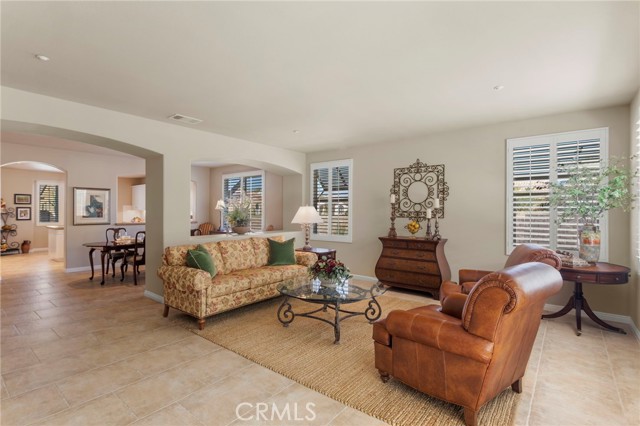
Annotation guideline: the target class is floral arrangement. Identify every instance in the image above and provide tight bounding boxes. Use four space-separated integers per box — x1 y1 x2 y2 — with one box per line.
226 191 252 227
309 256 352 282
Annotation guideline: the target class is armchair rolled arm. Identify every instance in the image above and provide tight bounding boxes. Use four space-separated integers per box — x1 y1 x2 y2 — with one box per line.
157 265 212 292
458 269 493 284
385 310 493 364
440 292 468 319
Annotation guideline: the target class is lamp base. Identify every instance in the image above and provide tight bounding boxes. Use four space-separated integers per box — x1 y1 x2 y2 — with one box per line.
302 244 313 251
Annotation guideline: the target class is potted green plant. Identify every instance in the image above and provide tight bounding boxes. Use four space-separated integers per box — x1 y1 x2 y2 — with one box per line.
226 193 252 234
550 156 637 262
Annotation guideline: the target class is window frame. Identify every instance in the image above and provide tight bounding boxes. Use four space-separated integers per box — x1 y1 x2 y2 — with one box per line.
506 127 609 258
221 170 265 231
35 180 64 226
310 159 354 244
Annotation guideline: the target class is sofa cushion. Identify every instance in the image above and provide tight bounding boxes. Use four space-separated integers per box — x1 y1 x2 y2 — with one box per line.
251 236 284 267
186 245 217 277
218 239 257 273
207 273 252 298
268 238 296 265
265 264 308 281
232 268 285 289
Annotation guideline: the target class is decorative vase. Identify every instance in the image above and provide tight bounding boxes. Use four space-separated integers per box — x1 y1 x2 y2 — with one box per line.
318 277 340 287
578 224 600 263
21 240 31 254
232 226 250 235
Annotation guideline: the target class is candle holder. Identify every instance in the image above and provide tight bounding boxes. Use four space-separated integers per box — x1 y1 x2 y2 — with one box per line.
433 213 441 240
425 217 433 239
388 203 397 238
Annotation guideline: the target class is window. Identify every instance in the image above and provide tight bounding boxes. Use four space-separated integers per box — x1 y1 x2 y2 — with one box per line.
311 159 353 243
506 128 608 255
36 180 64 226
222 171 264 230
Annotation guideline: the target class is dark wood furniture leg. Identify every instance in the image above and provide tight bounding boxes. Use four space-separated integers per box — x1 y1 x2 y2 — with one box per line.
163 305 169 317
198 319 205 330
379 371 390 383
582 295 626 334
511 378 522 393
542 281 626 336
463 408 477 426
88 248 96 280
100 250 108 285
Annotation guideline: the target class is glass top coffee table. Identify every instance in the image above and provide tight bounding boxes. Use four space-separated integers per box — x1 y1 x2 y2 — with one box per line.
276 278 386 344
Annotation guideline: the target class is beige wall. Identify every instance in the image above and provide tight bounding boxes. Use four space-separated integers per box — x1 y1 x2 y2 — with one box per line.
630 89 640 327
0 167 65 249
308 105 633 317
191 165 211 228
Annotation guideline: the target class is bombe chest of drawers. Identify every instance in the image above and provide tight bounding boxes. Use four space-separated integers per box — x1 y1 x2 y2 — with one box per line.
375 237 451 299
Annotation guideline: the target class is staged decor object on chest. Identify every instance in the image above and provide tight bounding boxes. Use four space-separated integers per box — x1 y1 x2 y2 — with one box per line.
375 237 451 299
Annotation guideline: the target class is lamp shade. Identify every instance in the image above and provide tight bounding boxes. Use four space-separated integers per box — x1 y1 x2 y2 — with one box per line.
291 206 323 224
215 199 226 210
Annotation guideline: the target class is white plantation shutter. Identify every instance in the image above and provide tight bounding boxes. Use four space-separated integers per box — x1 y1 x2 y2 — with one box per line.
507 128 608 255
222 171 264 231
36 180 63 226
311 159 353 243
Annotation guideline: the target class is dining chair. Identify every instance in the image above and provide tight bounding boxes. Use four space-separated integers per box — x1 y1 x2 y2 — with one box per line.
105 227 127 277
120 231 145 285
197 222 215 235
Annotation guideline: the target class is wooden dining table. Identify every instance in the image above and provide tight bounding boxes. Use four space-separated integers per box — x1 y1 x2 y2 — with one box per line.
83 240 138 285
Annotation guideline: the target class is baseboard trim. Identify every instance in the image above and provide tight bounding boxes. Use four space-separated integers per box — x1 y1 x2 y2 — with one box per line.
544 303 640 340
65 266 92 273
29 248 48 253
144 290 164 304
352 274 378 283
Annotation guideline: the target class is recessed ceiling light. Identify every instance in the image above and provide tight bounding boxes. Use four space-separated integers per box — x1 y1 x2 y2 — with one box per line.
493 85 505 91
35 54 50 61
293 130 300 134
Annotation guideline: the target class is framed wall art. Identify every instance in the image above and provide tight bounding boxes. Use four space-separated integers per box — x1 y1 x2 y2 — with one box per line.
16 207 31 221
73 187 110 225
14 194 31 204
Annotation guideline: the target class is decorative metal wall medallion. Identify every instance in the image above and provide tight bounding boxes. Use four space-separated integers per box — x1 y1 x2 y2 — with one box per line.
390 159 449 222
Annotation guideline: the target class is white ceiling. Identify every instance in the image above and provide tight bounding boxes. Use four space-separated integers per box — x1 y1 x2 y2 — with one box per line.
2 1 638 154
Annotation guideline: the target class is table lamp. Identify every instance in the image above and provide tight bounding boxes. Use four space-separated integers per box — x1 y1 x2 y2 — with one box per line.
215 199 226 231
291 206 323 250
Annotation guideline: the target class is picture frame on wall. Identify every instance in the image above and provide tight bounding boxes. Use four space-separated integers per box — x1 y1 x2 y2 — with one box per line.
73 187 110 225
16 207 31 221
14 194 31 204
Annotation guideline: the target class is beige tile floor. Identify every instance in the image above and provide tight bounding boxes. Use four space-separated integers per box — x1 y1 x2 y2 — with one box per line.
0 252 638 425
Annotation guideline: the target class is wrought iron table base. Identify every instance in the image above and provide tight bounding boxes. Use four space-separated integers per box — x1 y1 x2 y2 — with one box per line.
277 295 382 344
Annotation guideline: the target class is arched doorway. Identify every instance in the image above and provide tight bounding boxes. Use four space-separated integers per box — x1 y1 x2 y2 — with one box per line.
1 161 67 261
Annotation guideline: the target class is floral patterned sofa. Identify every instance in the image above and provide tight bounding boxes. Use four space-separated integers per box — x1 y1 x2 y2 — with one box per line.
158 236 317 329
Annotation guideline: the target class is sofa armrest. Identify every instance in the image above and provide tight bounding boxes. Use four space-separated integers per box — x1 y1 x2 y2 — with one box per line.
458 269 492 284
385 310 493 364
295 251 317 267
157 265 212 292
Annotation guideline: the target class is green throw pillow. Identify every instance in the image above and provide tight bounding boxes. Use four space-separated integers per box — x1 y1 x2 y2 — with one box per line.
186 244 217 277
268 238 296 266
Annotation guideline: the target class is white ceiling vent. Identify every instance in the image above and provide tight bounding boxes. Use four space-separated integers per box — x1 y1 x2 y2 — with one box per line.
168 113 203 124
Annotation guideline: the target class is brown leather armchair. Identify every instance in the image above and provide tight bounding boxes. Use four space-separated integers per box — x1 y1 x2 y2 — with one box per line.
373 262 563 426
440 243 561 305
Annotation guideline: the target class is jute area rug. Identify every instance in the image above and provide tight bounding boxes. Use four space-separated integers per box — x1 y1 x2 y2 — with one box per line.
179 295 518 426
